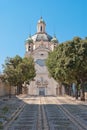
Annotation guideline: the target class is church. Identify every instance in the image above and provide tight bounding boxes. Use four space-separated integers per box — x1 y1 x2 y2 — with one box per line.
25 17 65 96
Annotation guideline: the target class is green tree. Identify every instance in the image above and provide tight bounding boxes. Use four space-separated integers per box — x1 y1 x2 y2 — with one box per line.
1 55 36 97
46 37 87 101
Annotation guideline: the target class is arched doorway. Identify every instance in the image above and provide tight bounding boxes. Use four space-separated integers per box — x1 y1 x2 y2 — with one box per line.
39 87 45 96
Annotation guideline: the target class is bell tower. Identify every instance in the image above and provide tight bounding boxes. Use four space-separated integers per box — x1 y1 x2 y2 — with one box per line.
37 17 46 33
25 35 33 53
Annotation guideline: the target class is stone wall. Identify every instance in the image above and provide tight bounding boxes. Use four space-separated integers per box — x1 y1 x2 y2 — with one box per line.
0 80 6 96
0 79 16 96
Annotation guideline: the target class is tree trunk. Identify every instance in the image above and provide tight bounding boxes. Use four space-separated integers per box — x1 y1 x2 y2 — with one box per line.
69 84 72 96
17 85 22 94
19 85 22 94
75 85 78 99
80 85 85 101
9 85 11 98
17 86 20 95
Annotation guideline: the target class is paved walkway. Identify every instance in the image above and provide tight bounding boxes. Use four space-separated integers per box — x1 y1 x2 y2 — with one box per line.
1 95 87 130
0 95 25 129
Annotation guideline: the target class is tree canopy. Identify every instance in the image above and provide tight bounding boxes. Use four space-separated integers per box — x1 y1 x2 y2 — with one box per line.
1 55 36 94
46 37 87 100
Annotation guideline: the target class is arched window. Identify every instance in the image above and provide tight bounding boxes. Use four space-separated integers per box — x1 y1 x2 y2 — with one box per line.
28 46 31 51
40 26 42 32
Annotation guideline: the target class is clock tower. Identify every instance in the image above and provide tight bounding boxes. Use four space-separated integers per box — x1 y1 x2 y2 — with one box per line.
25 17 65 96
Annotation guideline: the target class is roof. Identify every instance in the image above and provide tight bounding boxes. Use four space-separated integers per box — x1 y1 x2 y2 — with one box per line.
51 36 58 43
25 35 33 44
25 17 58 43
31 33 52 42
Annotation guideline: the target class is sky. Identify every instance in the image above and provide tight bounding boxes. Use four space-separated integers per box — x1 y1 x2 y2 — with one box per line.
0 0 87 72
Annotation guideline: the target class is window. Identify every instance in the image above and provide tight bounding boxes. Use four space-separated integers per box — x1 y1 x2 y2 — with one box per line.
28 46 31 51
41 54 44 56
40 26 42 32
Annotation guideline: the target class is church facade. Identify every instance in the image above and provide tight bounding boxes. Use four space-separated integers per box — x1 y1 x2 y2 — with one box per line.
25 17 65 96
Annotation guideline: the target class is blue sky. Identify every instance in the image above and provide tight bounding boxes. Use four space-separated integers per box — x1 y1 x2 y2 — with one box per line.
0 0 87 72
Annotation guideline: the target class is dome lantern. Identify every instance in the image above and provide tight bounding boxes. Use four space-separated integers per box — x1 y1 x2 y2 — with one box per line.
37 17 46 33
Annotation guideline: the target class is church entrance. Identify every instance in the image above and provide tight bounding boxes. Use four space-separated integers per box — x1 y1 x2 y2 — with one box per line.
39 87 45 96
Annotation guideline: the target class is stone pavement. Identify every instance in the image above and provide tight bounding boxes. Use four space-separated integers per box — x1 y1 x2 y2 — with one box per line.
0 95 87 130
0 95 25 129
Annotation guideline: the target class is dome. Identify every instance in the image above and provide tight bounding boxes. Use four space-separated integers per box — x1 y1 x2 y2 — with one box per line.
51 35 58 43
26 35 33 44
38 17 45 24
31 33 52 42
25 17 54 42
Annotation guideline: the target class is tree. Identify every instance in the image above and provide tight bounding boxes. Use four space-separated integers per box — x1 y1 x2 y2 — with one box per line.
46 50 57 79
1 55 36 97
46 37 87 100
